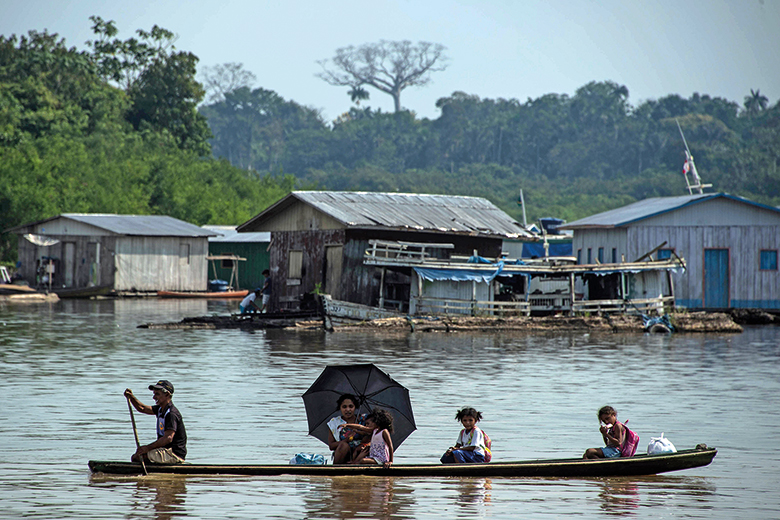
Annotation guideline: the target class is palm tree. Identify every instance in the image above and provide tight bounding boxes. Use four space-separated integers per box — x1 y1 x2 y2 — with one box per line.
744 88 769 116
348 85 370 105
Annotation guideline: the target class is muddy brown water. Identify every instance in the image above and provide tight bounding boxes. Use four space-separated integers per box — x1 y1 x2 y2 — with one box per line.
1 299 778 519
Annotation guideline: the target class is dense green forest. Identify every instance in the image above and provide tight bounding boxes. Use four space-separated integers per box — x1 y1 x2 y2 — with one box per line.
203 84 780 224
2 19 779 264
0 20 294 261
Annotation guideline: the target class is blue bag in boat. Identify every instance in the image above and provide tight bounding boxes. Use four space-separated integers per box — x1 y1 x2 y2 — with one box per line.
289 453 326 465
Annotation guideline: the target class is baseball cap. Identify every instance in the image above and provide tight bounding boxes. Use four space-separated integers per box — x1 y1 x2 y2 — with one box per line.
148 380 174 395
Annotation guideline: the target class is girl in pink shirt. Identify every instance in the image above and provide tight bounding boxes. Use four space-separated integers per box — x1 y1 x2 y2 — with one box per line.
341 409 394 468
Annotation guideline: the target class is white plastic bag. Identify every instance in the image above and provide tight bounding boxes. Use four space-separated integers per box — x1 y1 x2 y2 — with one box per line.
647 433 677 455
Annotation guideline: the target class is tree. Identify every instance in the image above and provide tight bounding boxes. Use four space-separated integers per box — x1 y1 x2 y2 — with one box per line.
316 40 448 112
86 15 176 90
200 86 325 171
744 88 769 116
199 62 257 104
126 50 212 155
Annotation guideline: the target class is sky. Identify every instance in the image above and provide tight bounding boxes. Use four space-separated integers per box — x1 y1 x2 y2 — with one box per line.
2 0 778 122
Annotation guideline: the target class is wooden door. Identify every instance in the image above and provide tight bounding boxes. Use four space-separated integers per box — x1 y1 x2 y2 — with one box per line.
324 246 343 299
704 248 729 308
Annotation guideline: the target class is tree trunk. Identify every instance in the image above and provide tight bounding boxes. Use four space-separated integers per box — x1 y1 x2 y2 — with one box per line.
393 91 401 112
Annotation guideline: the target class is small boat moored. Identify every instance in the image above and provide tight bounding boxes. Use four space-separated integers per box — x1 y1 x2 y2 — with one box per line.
89 445 716 478
157 289 249 299
53 284 113 299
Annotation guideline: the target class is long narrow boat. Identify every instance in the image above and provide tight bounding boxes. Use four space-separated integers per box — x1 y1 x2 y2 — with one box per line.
89 446 715 478
157 289 249 299
54 284 113 299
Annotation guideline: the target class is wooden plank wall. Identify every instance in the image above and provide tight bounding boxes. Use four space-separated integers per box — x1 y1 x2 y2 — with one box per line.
628 225 780 309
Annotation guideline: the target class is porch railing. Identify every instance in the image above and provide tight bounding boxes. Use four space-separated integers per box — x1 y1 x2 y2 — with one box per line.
571 296 675 315
413 297 531 317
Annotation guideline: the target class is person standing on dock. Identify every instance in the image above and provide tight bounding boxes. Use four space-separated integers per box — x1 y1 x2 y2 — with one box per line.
260 269 272 313
124 380 187 463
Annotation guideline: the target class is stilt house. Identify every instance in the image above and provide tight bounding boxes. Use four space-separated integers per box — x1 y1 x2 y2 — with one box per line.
559 193 780 310
7 214 216 292
236 191 533 311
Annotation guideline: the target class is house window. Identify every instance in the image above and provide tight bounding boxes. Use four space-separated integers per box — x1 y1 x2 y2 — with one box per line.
587 248 592 264
289 250 303 278
220 253 234 269
598 247 604 263
760 250 778 271
658 249 673 260
577 249 582 264
611 248 617 263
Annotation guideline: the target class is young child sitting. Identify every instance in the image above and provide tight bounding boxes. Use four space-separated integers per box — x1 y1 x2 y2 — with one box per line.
440 407 488 464
340 409 394 468
583 405 626 459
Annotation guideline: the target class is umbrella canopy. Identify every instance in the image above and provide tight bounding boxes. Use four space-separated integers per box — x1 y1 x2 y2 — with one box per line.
302 364 417 449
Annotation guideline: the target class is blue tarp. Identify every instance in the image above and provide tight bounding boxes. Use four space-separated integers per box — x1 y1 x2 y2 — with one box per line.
414 264 504 283
522 242 573 258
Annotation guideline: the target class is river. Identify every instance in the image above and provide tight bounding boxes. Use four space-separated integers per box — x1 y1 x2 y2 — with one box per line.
1 299 778 519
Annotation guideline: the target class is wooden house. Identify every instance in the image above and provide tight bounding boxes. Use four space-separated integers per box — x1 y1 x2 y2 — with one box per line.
559 193 780 310
202 226 271 290
7 214 216 292
236 191 533 310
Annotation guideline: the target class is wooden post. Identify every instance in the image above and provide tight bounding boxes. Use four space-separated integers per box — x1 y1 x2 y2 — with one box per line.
472 280 477 316
379 267 386 308
569 273 575 316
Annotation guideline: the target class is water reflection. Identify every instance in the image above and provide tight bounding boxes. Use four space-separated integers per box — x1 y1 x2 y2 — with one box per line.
593 475 717 515
302 476 414 519
596 478 640 514
134 476 188 520
456 477 492 508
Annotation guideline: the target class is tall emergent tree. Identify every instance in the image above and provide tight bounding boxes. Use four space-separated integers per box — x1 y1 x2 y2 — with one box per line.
199 62 257 104
316 40 448 112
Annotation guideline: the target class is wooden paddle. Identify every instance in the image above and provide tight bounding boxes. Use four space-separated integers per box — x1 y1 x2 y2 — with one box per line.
127 397 148 475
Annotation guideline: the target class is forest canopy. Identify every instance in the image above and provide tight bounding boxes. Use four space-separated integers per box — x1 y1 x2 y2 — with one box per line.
0 22 293 261
2 19 779 265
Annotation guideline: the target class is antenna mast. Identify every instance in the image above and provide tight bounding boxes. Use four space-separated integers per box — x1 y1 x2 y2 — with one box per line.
519 189 527 228
676 119 712 195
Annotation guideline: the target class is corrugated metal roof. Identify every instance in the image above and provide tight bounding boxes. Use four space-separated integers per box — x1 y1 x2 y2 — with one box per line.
60 214 217 237
559 193 780 229
244 191 530 238
202 226 270 243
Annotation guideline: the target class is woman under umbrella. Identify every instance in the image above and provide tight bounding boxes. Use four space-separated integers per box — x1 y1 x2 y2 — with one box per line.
327 394 367 463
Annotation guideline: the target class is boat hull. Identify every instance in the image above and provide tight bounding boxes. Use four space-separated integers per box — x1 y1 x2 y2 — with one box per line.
54 284 113 299
157 290 249 299
89 447 716 477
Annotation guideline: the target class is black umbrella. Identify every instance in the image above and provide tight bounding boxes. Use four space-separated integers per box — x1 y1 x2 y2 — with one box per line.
302 364 417 449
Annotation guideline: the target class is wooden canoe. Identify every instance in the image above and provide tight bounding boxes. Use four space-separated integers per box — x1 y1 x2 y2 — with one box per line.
54 284 113 299
157 289 249 299
89 446 716 478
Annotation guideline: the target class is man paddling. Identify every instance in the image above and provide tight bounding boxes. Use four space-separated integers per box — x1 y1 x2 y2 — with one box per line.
124 380 187 463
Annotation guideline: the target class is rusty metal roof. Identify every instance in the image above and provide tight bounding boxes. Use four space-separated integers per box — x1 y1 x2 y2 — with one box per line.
239 191 531 238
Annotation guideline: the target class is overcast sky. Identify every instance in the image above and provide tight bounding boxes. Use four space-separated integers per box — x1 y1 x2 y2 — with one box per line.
2 0 778 122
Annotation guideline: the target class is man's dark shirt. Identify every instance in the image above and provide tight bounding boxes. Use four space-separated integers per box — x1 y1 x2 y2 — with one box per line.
152 403 187 459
